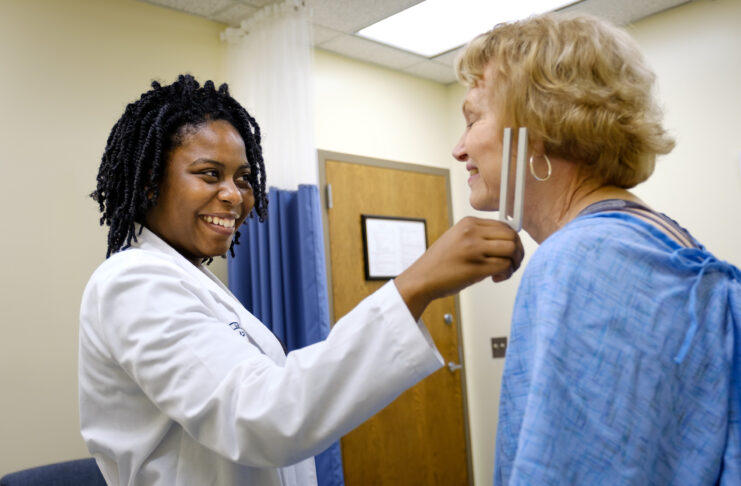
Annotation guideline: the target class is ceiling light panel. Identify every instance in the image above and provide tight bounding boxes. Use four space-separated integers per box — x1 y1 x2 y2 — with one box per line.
357 0 576 58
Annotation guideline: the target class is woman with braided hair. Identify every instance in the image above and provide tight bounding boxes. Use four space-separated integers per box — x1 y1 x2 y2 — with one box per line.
91 74 268 259
79 74 524 485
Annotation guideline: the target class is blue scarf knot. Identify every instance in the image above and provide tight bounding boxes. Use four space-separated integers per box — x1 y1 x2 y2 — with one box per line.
670 248 740 363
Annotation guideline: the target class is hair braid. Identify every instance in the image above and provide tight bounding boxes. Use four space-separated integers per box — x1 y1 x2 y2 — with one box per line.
92 74 269 258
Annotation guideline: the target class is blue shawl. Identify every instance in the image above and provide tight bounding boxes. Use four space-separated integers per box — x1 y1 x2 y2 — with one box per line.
495 211 741 485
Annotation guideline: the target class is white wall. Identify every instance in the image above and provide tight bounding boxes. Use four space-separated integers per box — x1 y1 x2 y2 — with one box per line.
0 0 226 473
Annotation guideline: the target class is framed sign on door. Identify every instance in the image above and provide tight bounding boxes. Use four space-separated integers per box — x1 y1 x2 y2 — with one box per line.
361 215 427 280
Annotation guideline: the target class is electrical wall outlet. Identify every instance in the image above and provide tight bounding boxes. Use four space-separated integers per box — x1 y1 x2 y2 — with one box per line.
491 337 507 358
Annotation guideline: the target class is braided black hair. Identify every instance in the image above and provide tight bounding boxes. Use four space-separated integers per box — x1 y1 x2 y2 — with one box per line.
92 74 268 258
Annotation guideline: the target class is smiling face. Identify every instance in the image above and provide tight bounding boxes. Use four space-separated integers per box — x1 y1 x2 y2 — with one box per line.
145 119 255 265
452 73 506 212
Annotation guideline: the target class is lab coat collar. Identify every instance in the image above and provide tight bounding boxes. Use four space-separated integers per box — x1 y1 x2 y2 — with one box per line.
129 224 198 264
129 224 232 299
130 225 287 363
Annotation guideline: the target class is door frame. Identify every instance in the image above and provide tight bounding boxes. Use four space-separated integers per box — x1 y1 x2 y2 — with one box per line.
317 149 474 485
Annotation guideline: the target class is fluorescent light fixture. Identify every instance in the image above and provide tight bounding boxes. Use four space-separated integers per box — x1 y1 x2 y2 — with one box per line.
357 0 577 58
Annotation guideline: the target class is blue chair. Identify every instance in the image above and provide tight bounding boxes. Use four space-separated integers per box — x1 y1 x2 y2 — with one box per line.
0 458 106 485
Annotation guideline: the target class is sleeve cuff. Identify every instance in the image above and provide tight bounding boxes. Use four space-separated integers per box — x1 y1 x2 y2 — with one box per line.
381 280 444 376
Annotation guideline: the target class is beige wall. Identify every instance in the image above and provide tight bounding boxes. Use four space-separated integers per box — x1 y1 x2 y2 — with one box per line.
314 49 453 167
629 0 741 261
1 0 739 482
0 0 226 473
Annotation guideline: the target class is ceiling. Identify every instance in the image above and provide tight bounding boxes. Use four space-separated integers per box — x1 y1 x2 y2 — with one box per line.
138 0 693 84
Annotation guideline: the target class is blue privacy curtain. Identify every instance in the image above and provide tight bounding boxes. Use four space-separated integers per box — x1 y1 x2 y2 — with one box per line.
228 184 345 486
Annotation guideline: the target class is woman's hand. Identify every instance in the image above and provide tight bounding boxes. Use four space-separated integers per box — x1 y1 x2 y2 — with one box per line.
394 216 524 320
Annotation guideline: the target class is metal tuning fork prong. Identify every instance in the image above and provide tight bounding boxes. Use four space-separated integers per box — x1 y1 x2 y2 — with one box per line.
498 127 528 232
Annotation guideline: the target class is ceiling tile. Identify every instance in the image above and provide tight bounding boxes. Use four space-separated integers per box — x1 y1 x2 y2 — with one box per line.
319 33 426 71
141 0 236 17
312 24 343 46
210 2 258 25
307 0 423 33
241 0 281 7
432 46 465 68
136 0 693 86
559 0 692 25
403 61 458 85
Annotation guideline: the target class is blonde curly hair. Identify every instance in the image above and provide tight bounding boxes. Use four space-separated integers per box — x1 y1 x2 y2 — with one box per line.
456 13 675 188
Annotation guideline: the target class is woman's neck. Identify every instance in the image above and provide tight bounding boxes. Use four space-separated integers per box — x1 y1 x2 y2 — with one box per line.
521 161 646 243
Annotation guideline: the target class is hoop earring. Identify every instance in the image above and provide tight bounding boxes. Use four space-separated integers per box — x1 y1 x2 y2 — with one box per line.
529 154 552 182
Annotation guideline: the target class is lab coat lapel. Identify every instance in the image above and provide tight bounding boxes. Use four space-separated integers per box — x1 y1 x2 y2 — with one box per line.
134 227 287 364
198 264 289 365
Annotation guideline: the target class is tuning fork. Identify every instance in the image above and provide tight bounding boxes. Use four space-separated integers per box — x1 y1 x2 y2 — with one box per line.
498 127 527 232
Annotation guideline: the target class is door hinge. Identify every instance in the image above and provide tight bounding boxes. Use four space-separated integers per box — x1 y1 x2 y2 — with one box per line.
326 183 333 209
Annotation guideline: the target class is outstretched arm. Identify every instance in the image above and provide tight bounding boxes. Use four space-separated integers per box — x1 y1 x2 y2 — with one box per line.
394 216 524 320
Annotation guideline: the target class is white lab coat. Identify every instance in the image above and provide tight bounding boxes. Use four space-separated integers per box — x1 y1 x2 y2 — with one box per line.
79 227 443 485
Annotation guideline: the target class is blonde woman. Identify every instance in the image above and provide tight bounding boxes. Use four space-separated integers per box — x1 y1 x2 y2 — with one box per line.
453 13 740 485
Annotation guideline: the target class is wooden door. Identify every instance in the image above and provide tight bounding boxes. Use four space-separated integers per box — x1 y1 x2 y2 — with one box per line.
321 153 471 486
